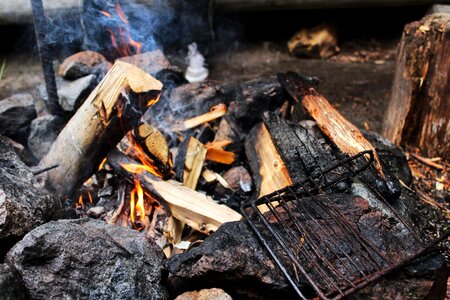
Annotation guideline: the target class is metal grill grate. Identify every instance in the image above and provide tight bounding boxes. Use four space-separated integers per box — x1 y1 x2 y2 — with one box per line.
241 150 445 299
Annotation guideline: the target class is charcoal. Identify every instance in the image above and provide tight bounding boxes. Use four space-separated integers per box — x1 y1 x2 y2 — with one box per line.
164 221 291 298
0 93 36 144
155 69 189 89
6 219 168 300
224 77 286 131
0 264 27 300
27 115 64 162
0 136 55 257
58 74 96 112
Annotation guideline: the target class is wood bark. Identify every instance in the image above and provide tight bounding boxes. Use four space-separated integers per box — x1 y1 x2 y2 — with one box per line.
107 149 243 235
40 61 163 202
382 14 450 158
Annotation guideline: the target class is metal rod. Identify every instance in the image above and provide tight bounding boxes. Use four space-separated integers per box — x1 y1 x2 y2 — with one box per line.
30 0 63 116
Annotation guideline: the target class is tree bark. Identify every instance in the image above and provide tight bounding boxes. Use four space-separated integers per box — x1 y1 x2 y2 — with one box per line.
382 14 450 158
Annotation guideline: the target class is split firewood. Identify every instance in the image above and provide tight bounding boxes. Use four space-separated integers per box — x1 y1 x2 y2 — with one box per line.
172 103 227 131
40 61 163 202
107 149 243 235
245 123 293 198
278 71 384 178
205 140 236 165
202 169 232 190
173 136 208 190
382 14 450 158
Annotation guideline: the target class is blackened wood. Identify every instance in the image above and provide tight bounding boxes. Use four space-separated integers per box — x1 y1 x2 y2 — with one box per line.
382 14 450 158
263 113 348 192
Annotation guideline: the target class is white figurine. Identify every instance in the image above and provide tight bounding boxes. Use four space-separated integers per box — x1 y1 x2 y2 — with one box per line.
185 43 209 83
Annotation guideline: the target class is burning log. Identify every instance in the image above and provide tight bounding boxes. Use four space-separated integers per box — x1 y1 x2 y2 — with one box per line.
382 14 450 158
40 61 163 201
107 149 243 235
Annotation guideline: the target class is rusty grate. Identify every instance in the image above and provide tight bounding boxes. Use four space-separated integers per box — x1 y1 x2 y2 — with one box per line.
241 151 445 300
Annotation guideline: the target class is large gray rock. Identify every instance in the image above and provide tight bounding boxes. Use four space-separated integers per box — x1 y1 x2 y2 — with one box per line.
0 136 55 256
27 115 64 161
58 74 96 112
6 219 168 300
0 264 27 300
0 93 36 143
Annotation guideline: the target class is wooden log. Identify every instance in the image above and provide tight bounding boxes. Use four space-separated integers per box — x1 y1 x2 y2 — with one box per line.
245 122 292 198
40 61 163 202
382 14 450 158
278 71 384 177
107 149 243 235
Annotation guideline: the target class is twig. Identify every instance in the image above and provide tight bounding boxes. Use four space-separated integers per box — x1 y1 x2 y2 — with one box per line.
410 153 444 170
31 164 59 175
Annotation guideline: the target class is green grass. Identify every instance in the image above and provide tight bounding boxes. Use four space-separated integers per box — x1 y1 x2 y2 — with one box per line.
0 59 6 81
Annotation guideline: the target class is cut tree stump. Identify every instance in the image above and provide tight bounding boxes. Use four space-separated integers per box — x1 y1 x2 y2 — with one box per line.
382 14 450 158
40 61 163 202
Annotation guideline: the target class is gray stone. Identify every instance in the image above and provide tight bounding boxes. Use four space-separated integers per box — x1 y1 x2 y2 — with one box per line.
0 93 36 143
58 74 96 112
6 219 168 300
27 115 64 161
0 264 27 300
165 221 289 298
0 135 55 255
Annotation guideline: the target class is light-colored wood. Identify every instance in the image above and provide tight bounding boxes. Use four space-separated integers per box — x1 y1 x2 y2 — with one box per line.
246 123 293 198
183 137 207 190
302 91 384 177
145 177 243 234
109 150 242 235
172 103 227 131
40 61 162 202
382 14 450 158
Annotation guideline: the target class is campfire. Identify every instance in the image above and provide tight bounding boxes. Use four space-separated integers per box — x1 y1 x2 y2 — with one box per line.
0 1 448 299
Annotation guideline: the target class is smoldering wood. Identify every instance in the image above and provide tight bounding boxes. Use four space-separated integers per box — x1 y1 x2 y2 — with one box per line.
39 61 163 202
278 72 384 176
382 14 450 158
107 149 243 235
263 113 348 192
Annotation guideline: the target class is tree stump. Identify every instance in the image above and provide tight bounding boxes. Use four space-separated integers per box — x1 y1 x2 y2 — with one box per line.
382 14 450 158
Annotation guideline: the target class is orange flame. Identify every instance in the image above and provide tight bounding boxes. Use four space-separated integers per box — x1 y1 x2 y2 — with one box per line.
76 195 84 209
87 191 93 204
129 179 146 230
122 132 163 178
101 3 142 58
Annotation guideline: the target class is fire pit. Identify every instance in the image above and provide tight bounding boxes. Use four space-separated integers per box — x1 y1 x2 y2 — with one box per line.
0 1 448 299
